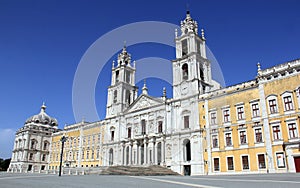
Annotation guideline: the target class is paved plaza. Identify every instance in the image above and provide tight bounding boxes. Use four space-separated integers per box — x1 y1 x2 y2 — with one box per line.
1 173 300 188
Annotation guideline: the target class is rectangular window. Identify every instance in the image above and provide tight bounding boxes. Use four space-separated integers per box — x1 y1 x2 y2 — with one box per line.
252 103 260 117
237 106 244 120
212 135 218 148
255 128 263 143
214 158 220 171
223 109 230 123
283 96 293 111
227 157 234 170
141 120 146 135
272 125 281 140
29 153 34 160
288 123 298 139
42 154 46 161
210 112 217 125
158 121 163 133
128 127 132 138
86 151 89 160
184 116 190 129
269 99 278 114
96 149 100 159
225 132 232 146
276 152 286 168
239 130 247 144
258 154 266 169
125 70 130 83
242 156 249 170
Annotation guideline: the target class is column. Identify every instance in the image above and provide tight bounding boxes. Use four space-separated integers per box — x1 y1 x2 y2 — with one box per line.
132 141 138 165
258 81 275 172
129 143 132 165
121 143 125 165
143 139 147 165
162 138 166 165
148 138 154 165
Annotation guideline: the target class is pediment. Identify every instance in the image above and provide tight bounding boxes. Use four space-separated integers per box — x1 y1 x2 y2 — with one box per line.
125 94 164 113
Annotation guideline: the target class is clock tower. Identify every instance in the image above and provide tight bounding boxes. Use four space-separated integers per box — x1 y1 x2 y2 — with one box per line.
106 45 138 118
172 11 213 99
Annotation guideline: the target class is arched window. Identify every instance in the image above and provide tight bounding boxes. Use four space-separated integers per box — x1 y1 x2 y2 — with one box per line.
43 141 49 150
126 90 131 105
181 39 188 56
30 139 37 150
115 70 119 83
200 68 204 81
182 63 188 80
113 90 117 103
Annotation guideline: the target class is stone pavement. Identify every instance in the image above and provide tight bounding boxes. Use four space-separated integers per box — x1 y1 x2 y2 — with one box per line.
1 172 300 188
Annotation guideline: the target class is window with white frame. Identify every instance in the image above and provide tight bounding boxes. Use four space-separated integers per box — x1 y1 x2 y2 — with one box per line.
223 109 230 123
276 152 286 168
258 154 266 169
237 106 245 120
214 158 220 171
212 134 218 148
288 122 298 139
252 103 260 117
227 156 234 170
239 130 247 144
184 115 190 129
210 112 217 125
283 95 294 111
255 128 263 143
272 125 281 140
296 87 300 108
268 98 278 114
242 155 249 170
225 132 232 146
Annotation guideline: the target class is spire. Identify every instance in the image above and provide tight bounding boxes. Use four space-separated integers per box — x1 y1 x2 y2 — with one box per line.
162 87 167 101
41 102 46 113
201 29 206 40
180 9 198 35
257 62 262 76
122 40 127 52
142 79 148 95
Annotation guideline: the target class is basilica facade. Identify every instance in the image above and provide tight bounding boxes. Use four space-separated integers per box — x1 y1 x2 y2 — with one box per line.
8 11 300 175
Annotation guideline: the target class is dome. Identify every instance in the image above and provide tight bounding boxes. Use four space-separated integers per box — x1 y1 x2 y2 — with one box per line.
25 103 58 126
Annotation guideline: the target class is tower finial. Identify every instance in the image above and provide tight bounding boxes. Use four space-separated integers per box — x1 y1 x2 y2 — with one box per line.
257 62 262 76
201 29 205 40
41 102 46 112
186 3 190 15
142 79 148 95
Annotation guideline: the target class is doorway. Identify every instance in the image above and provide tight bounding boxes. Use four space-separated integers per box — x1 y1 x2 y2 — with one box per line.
294 156 300 172
184 165 191 176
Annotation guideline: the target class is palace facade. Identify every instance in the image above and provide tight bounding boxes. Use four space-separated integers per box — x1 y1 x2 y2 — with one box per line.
8 11 300 175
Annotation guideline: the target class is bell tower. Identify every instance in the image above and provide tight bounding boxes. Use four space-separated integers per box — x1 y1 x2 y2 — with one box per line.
106 45 138 118
172 11 212 99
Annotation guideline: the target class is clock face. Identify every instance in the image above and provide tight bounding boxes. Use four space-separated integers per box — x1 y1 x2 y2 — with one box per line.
181 83 188 95
111 106 115 115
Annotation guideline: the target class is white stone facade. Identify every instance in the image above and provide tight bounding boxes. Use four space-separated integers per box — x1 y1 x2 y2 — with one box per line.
7 104 58 173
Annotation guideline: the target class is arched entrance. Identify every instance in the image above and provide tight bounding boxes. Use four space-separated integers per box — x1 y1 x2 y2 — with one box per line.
183 139 191 162
183 139 191 176
157 142 162 165
109 148 113 166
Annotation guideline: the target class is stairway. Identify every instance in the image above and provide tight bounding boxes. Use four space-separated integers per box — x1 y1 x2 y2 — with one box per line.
99 165 179 176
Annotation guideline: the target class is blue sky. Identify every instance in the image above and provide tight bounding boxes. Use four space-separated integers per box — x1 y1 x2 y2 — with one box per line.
0 0 299 158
